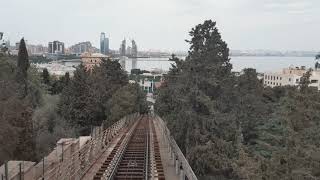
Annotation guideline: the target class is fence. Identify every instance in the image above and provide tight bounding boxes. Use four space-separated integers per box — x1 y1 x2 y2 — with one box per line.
154 115 198 180
1 113 139 180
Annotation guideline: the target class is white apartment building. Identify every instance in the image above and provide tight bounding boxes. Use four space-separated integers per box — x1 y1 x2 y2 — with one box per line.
264 66 320 90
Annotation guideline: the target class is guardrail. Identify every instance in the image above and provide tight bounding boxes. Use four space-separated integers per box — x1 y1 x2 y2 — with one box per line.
154 115 198 180
8 113 139 180
42 114 138 180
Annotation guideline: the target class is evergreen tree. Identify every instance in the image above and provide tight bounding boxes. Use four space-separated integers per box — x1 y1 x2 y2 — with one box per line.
299 69 312 93
50 72 70 95
92 59 128 124
59 59 130 135
59 64 91 135
16 38 30 96
64 72 70 86
42 68 50 85
156 20 239 178
106 83 148 126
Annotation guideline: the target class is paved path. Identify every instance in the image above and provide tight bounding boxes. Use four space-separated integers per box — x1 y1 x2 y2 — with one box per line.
154 118 180 180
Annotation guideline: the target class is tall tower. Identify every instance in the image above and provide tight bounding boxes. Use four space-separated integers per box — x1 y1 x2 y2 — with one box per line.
100 32 106 55
120 39 126 56
100 32 110 55
105 37 109 55
131 40 138 57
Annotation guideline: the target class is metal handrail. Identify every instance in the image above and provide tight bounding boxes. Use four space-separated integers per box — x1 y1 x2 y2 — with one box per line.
35 113 138 180
155 115 198 180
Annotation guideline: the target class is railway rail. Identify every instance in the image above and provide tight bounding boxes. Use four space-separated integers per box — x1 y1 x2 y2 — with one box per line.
1 114 197 180
93 116 165 180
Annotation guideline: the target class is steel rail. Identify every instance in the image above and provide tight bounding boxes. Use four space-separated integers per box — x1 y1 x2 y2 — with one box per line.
107 117 140 180
145 117 149 180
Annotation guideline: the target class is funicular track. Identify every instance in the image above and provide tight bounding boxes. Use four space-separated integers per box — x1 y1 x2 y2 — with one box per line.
93 116 165 180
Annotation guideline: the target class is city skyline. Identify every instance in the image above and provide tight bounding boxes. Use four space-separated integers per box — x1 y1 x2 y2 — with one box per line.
1 0 320 52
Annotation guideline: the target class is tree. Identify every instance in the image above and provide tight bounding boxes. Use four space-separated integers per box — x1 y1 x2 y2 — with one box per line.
91 59 128 124
0 54 36 163
59 59 131 135
16 38 30 97
64 72 70 86
235 68 268 146
59 64 92 135
49 72 70 95
156 20 239 178
41 68 50 85
106 83 148 126
299 69 312 93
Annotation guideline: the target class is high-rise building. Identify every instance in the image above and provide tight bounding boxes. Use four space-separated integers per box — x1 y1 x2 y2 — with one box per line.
0 32 6 52
126 46 132 56
119 39 126 56
48 41 65 54
27 44 46 55
100 32 109 55
131 40 138 57
70 41 93 55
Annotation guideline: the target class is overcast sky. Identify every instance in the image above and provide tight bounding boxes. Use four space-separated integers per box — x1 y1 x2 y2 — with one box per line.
1 0 319 51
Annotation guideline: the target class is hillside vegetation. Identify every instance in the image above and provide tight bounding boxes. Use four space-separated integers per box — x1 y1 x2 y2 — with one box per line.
0 39 147 165
155 20 320 180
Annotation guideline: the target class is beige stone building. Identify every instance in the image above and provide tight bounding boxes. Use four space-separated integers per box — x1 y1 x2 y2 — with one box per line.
264 66 320 90
80 52 108 71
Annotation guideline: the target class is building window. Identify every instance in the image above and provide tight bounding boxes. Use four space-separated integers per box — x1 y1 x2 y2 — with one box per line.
265 75 267 79
273 82 275 85
289 78 291 82
276 83 278 85
296 79 299 83
280 83 282 86
277 77 279 80
280 77 282 80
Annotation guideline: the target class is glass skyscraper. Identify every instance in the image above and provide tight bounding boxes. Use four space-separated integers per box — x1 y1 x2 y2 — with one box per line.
100 32 109 55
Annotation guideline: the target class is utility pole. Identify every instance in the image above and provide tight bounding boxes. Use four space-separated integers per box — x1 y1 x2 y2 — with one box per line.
42 158 45 180
19 163 22 180
61 143 64 162
4 162 8 180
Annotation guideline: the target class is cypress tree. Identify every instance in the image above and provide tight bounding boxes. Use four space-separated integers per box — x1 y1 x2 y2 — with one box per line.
64 72 70 86
42 68 50 85
16 38 29 96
